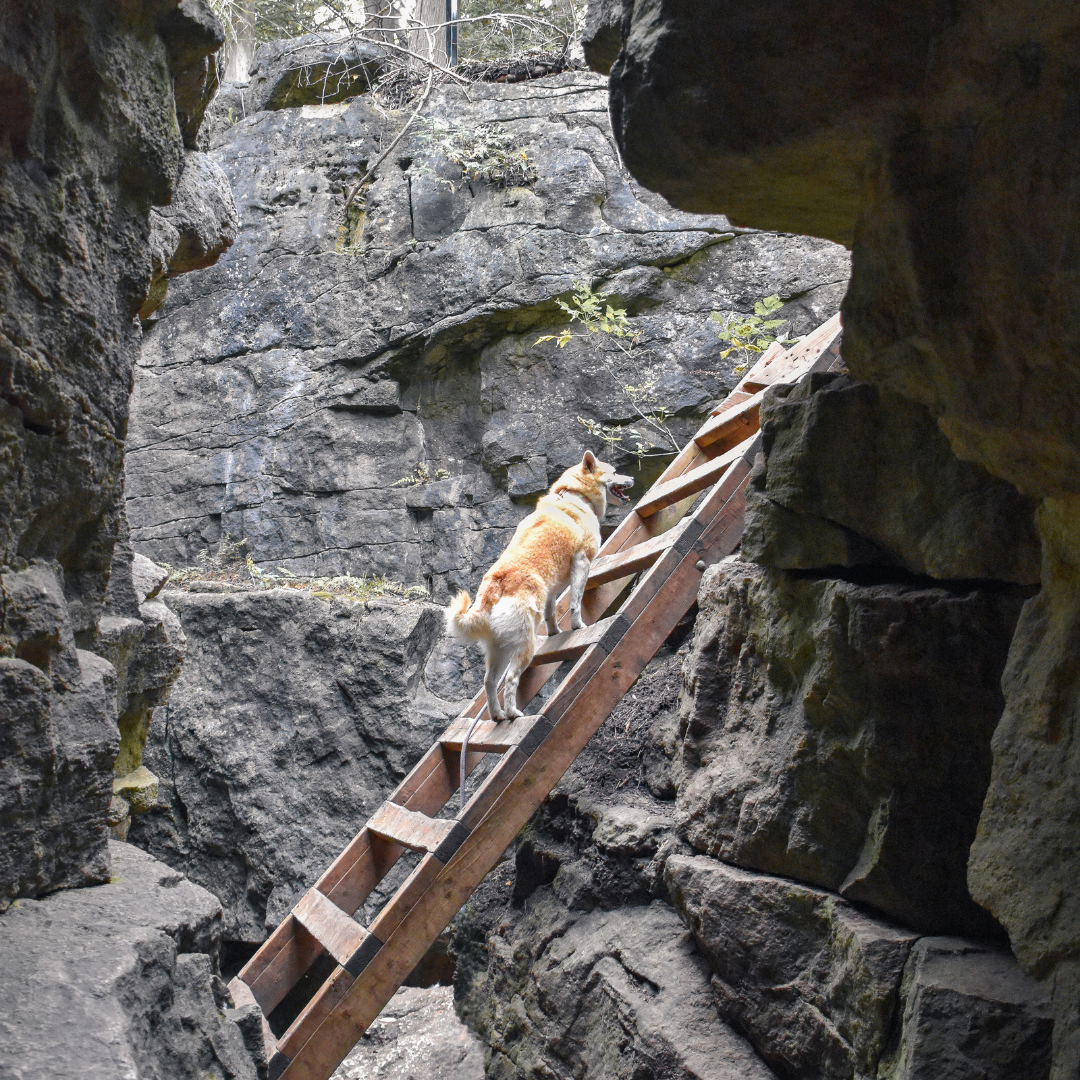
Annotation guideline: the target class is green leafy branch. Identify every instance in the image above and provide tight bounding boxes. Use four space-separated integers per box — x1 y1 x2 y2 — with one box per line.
537 281 680 457
709 295 800 375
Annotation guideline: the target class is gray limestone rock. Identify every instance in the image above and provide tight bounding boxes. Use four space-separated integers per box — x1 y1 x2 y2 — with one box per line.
0 0 228 909
879 937 1053 1080
582 0 626 75
127 72 848 601
0 561 124 908
333 985 485 1080
968 499 1080 1077
242 33 386 113
141 150 240 320
0 840 256 1080
743 373 1041 584
677 558 1024 936
128 588 470 941
460 893 777 1080
664 854 918 1080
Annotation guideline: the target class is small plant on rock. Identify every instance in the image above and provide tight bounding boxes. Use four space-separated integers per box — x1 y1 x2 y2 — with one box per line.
392 461 452 487
416 117 537 189
709 295 800 375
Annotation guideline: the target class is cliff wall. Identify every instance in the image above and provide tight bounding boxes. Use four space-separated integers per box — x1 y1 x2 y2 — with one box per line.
592 1 1080 1075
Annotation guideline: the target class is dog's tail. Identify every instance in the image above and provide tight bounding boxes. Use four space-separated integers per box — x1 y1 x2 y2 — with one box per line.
445 590 490 641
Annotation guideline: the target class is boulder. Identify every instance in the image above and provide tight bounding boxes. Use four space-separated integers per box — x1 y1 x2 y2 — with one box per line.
0 563 122 909
127 72 848 600
878 937 1053 1080
677 558 1024 936
744 373 1040 584
0 840 257 1080
968 496 1080 1075
581 0 625 75
664 854 918 1080
158 0 226 148
334 985 485 1080
458 893 777 1080
141 150 240 320
243 33 385 113
128 588 470 941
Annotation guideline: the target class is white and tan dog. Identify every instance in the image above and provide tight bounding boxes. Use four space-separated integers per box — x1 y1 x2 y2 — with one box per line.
446 452 633 721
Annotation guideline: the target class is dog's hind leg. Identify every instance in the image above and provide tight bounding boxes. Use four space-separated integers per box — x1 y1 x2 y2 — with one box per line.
568 551 590 630
500 642 536 720
484 643 516 721
544 589 559 637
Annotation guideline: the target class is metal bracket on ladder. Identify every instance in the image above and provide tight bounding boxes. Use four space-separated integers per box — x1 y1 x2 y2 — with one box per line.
227 314 843 1080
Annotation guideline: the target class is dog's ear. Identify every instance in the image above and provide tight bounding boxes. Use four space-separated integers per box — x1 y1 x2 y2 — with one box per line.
581 450 598 473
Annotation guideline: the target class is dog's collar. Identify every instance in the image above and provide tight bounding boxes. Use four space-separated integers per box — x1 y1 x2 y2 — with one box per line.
555 491 597 517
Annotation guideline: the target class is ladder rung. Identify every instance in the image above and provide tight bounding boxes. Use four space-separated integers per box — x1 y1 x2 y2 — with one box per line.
633 436 756 519
694 389 764 450
530 613 625 667
585 528 674 586
440 712 540 753
292 888 369 969
367 802 468 861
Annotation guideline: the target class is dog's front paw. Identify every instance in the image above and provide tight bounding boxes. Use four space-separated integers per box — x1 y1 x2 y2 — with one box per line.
569 615 585 631
504 706 524 720
545 620 559 637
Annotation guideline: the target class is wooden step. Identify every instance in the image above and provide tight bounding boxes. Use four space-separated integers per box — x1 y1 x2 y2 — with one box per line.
529 613 629 667
292 888 370 969
440 712 548 754
367 803 468 861
694 390 764 450
633 436 757 519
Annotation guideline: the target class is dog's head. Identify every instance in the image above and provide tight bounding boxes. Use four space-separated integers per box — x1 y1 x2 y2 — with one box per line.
553 451 635 517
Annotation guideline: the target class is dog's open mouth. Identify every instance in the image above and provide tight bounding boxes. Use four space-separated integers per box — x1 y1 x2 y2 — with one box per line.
610 484 631 504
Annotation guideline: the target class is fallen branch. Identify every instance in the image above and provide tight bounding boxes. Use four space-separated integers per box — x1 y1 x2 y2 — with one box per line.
343 65 435 210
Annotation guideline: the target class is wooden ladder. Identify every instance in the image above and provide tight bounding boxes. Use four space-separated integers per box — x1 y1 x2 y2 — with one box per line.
229 314 844 1080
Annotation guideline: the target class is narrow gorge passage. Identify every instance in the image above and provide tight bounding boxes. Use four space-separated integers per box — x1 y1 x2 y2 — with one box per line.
1 3 1076 1080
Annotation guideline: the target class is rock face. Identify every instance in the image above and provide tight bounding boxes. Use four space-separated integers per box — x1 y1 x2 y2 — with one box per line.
679 557 1023 937
127 70 848 599
665 855 918 1080
0 0 234 911
744 374 1041 583
0 840 256 1080
464 895 777 1080
878 937 1053 1080
0 562 119 907
332 985 485 1080
454 637 1051 1080
129 588 470 941
598 2 1080 1072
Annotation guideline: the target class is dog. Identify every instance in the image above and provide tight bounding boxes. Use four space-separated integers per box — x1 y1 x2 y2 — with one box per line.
446 451 634 722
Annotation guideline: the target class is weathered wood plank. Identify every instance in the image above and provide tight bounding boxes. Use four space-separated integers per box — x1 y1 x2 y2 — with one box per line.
440 713 535 753
693 390 764 450
244 917 323 1018
633 436 756 519
529 614 617 667
367 803 458 854
292 889 368 968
